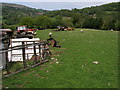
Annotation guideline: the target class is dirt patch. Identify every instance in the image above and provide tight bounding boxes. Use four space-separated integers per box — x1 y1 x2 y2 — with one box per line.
51 51 64 57
51 54 59 57
39 65 48 70
23 71 32 76
54 51 64 54
34 73 48 79
49 59 57 64
30 55 41 61
17 85 24 88
60 48 67 50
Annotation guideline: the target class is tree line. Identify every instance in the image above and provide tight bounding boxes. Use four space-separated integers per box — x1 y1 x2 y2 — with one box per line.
19 13 119 31
2 2 120 31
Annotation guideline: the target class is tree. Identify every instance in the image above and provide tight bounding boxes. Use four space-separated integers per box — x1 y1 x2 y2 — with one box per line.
34 15 53 29
93 17 103 29
102 16 116 30
82 16 95 28
62 17 73 27
20 16 34 28
115 20 120 31
72 13 81 26
53 16 64 26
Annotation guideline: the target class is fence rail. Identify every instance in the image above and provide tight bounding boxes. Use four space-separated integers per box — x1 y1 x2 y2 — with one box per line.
1 40 51 78
0 41 48 53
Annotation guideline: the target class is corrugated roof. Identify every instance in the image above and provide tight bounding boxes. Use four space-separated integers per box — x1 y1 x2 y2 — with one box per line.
0 29 12 32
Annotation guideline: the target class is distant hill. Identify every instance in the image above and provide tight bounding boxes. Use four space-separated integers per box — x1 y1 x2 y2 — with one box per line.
45 2 119 17
1 2 120 30
1 3 49 26
44 2 119 30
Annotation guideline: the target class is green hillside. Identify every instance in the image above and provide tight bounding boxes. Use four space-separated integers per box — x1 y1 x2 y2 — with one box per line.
1 3 48 28
1 2 120 30
45 2 119 17
44 2 119 30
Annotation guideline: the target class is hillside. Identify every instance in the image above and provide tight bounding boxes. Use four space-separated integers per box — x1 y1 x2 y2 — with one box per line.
44 2 119 30
1 3 49 27
1 2 120 30
45 2 119 16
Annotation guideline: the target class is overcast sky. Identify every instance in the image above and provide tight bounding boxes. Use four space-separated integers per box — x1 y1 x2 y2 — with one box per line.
1 0 119 10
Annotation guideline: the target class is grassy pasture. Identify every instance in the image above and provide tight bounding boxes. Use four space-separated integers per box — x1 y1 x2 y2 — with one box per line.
3 28 118 88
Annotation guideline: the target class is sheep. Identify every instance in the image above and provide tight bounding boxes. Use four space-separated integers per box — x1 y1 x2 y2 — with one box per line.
80 30 83 33
93 61 99 64
111 29 114 31
49 32 52 37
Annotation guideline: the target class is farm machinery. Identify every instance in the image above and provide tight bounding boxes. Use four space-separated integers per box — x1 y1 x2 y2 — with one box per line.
55 26 75 31
16 25 37 39
64 27 75 31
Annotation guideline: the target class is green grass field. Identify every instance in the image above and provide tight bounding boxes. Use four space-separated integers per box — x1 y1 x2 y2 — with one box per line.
3 28 118 88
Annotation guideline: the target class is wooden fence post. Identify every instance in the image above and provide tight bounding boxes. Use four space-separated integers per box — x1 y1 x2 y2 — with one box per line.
38 44 41 62
5 51 10 74
33 42 37 64
38 44 41 56
22 42 27 68
42 43 46 61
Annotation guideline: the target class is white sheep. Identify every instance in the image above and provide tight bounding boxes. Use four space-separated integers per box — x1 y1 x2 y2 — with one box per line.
49 32 52 37
93 61 99 64
80 30 83 33
111 29 114 31
56 62 59 64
